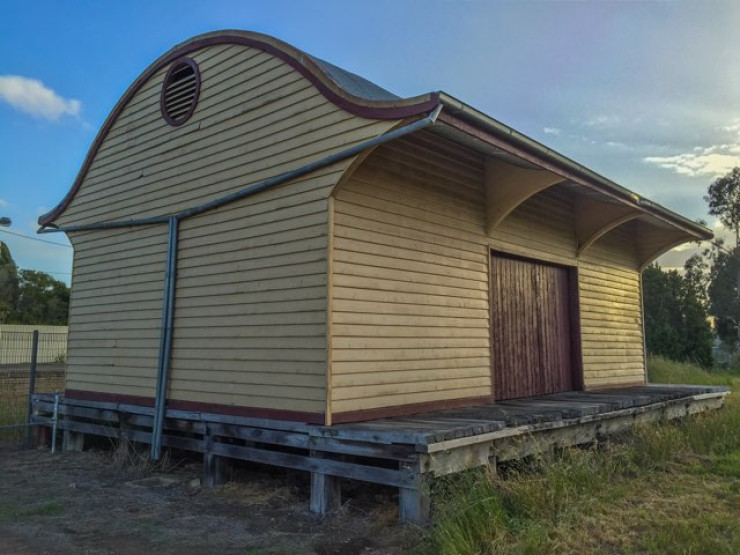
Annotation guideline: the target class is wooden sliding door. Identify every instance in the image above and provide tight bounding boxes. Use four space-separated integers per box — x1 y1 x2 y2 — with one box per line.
491 253 578 400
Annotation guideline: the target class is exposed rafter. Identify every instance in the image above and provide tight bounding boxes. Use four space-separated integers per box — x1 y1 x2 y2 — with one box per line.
484 158 565 234
575 196 641 256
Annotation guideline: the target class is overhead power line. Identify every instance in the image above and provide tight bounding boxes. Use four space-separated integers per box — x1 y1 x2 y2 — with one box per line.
0 228 72 248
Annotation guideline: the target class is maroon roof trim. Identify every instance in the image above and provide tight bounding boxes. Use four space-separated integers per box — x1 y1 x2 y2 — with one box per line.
39 32 438 226
65 389 325 424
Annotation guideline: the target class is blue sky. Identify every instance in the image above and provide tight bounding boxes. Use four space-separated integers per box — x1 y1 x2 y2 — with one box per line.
2 0 740 283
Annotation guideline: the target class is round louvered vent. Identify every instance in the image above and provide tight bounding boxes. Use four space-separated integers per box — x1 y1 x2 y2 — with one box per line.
161 58 200 126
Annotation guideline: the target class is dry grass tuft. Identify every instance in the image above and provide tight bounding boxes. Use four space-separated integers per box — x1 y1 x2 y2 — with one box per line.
110 435 176 477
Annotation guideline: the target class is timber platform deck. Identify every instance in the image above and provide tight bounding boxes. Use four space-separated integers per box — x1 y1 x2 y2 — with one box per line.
32 384 729 523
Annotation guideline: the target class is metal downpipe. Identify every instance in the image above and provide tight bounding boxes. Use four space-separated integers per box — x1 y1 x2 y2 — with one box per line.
151 216 179 460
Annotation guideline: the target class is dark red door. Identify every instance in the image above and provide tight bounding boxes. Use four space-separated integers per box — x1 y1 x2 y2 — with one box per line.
491 254 575 400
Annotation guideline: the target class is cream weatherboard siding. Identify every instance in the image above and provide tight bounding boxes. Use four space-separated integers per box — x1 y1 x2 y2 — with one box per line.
579 223 645 388
168 167 344 414
61 42 399 415
45 31 703 426
329 132 647 416
330 135 492 415
66 225 168 397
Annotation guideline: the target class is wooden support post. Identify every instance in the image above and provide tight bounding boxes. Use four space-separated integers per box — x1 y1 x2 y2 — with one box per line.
35 425 51 447
62 430 84 452
202 424 231 488
399 481 430 525
309 450 341 516
202 452 231 488
488 455 498 476
398 460 429 525
63 430 85 452
540 444 556 464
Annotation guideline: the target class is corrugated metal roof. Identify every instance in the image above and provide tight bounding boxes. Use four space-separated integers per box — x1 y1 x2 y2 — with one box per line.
308 55 401 102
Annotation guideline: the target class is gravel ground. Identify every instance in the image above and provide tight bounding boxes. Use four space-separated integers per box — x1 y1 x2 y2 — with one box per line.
0 444 416 554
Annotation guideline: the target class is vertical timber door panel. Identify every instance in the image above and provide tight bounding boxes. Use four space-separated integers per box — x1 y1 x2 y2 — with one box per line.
491 254 574 400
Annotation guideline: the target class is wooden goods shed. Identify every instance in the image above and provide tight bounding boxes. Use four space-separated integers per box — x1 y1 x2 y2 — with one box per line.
39 30 713 438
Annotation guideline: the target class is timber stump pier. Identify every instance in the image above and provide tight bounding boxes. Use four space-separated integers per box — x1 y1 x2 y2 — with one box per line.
32 384 728 524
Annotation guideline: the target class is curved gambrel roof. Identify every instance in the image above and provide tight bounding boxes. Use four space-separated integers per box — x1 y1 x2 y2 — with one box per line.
40 29 712 249
39 30 438 226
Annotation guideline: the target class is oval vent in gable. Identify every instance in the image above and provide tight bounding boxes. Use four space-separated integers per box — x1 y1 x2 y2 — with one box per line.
161 58 200 126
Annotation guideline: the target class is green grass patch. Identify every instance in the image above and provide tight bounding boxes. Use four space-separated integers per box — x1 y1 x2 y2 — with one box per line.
710 451 740 478
0 501 63 521
423 358 740 554
647 355 736 386
640 512 740 555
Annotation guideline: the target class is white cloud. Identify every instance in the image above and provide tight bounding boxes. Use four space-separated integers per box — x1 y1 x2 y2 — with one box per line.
543 127 561 135
584 114 622 128
604 140 635 152
644 151 740 178
643 120 740 178
0 75 81 121
724 120 740 134
0 198 8 209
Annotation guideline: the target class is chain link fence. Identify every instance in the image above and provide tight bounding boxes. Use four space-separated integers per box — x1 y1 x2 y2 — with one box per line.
0 326 67 446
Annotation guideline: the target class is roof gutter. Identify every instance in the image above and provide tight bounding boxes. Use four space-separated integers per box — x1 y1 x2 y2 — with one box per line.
436 92 712 240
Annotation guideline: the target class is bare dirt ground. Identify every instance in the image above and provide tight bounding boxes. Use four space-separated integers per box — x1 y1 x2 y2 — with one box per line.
0 445 416 555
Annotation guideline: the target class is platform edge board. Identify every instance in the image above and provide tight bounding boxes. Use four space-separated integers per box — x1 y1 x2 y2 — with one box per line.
422 391 729 453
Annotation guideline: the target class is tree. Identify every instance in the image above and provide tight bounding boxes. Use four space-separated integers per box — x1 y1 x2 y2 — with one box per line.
643 265 682 360
12 269 69 325
0 241 19 322
705 240 740 347
681 255 714 367
684 253 710 307
705 167 740 247
642 260 713 367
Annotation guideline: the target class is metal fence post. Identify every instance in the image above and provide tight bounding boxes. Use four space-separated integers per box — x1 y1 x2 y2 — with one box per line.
24 330 39 445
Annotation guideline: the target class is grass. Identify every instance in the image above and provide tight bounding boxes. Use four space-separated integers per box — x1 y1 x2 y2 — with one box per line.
0 501 63 521
422 357 740 554
0 396 28 445
0 371 64 444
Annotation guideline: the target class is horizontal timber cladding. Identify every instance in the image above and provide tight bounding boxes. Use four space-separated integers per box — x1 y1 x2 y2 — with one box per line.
57 43 399 227
330 133 493 417
59 41 402 419
329 130 649 418
168 169 344 415
65 225 168 398
578 222 645 387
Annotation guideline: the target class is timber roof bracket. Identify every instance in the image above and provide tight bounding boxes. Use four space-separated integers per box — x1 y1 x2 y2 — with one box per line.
575 196 642 257
484 157 566 235
636 221 698 271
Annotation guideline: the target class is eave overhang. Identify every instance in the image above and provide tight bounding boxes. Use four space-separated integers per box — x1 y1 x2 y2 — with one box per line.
434 92 711 245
